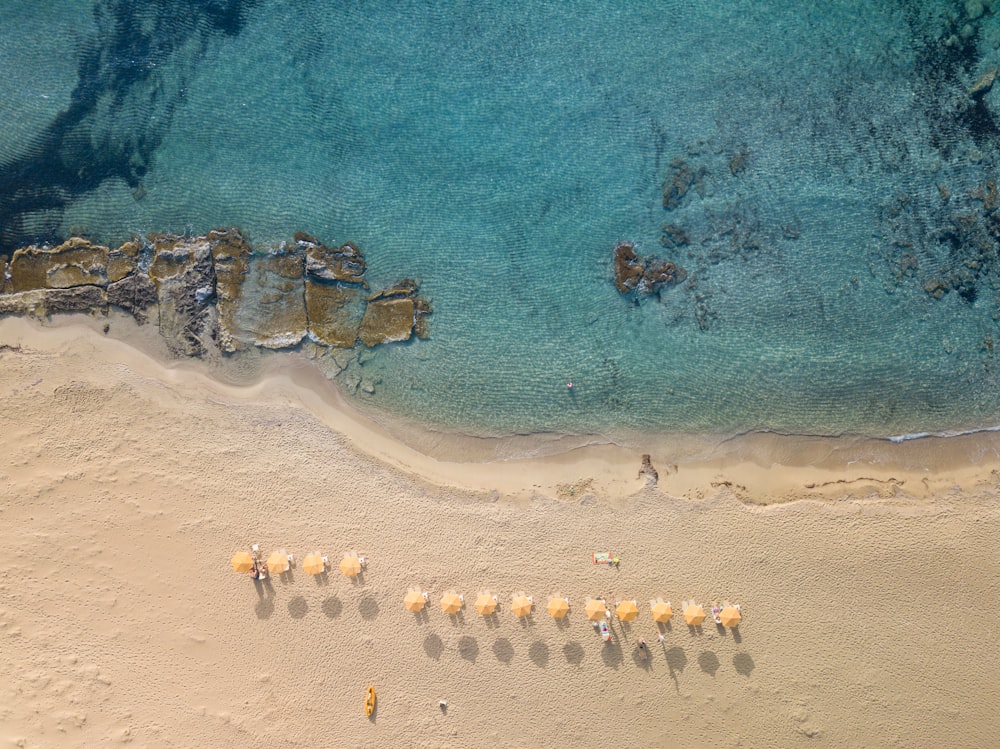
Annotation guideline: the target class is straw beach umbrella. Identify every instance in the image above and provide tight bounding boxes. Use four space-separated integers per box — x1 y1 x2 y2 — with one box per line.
340 555 363 578
546 596 570 619
474 592 498 616
719 605 742 628
266 550 290 575
511 594 533 618
231 552 254 572
302 554 326 576
404 589 428 612
440 592 464 615
585 598 608 621
684 603 706 626
616 600 639 622
650 599 673 623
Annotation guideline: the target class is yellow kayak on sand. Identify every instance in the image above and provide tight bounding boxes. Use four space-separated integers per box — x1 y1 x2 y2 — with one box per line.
365 685 376 717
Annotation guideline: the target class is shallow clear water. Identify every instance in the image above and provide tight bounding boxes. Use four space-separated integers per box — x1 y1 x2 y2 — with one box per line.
5 0 1000 438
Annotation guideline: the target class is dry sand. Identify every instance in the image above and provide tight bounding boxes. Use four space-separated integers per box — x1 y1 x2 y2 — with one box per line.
2 316 1000 748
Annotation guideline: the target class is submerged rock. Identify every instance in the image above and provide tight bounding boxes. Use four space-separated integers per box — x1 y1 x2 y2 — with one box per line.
0 286 107 317
969 67 997 98
663 158 704 210
613 242 686 295
208 228 252 353
148 234 216 357
241 245 307 349
413 296 433 340
8 238 109 292
305 279 366 347
358 280 423 347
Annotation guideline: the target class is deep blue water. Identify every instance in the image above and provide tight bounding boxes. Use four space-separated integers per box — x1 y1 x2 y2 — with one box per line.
4 0 1000 439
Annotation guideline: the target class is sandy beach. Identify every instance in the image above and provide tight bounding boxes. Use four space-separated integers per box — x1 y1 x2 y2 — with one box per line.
2 315 1000 748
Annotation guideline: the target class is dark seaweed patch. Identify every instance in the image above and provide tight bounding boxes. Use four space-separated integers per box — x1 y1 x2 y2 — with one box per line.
0 0 260 253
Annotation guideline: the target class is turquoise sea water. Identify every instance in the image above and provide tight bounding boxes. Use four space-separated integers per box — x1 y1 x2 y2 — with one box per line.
4 1 1000 439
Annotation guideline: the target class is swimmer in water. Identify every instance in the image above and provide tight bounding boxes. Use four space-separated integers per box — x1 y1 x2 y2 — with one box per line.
567 382 573 390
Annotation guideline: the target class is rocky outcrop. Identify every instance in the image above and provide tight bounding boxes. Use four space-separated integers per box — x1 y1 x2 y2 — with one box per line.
0 286 107 317
299 234 368 286
242 246 307 350
148 234 217 357
8 238 109 292
358 279 428 347
107 240 140 283
613 242 686 295
209 228 252 352
299 233 369 348
107 273 157 323
0 229 432 359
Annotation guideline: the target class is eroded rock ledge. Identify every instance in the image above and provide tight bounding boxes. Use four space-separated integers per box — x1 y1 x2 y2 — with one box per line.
0 229 432 359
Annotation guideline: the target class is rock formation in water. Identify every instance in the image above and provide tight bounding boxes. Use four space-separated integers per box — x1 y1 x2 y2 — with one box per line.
359 279 432 347
0 229 432 360
613 242 686 295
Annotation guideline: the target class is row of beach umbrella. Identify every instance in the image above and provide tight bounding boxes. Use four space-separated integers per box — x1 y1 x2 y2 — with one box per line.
404 590 742 628
230 549 742 627
231 547 365 577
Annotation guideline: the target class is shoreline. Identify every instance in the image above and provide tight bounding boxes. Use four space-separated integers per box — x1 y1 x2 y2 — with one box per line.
4 313 1000 505
4 310 1000 747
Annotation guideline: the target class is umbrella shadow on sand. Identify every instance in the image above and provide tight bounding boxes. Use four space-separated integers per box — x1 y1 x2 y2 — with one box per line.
492 638 515 664
733 652 755 676
528 641 549 668
664 646 687 691
457 635 479 663
423 633 444 661
698 650 720 677
562 641 585 666
321 596 343 619
359 594 380 621
287 596 308 619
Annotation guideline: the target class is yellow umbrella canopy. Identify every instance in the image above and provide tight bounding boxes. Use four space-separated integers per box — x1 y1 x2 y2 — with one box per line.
474 593 498 616
584 598 608 621
440 592 464 615
684 603 706 626
340 555 363 578
511 595 533 617
616 600 639 622
546 597 570 619
302 554 325 576
266 551 289 574
404 590 427 612
719 605 742 628
650 600 674 623
231 551 254 572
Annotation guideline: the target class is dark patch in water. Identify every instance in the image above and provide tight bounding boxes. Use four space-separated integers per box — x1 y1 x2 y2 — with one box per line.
0 0 261 253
